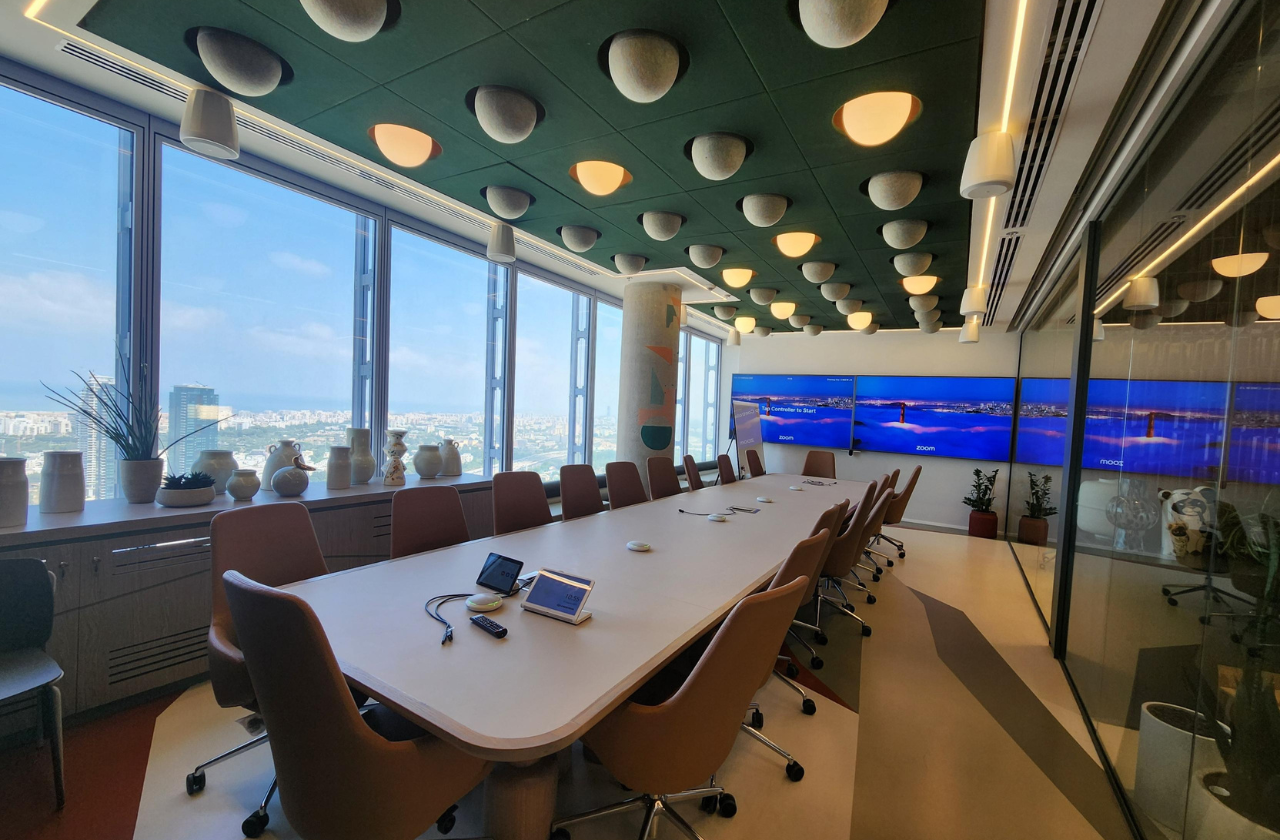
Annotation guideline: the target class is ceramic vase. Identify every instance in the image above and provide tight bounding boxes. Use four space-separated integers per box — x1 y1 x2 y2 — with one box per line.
327 446 352 490
347 428 376 485
440 438 462 476
1017 516 1049 546
155 485 216 508
263 440 302 492
226 469 260 501
39 451 85 514
968 510 998 539
272 465 309 497
1134 702 1223 832
0 457 28 528
192 450 238 495
413 444 442 479
119 459 164 504
383 429 407 487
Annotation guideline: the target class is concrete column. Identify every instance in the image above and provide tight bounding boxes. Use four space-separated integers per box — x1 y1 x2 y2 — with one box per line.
616 281 682 491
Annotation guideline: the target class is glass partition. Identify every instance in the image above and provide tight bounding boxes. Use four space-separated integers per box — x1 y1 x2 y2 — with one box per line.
591 301 622 471
512 274 575 479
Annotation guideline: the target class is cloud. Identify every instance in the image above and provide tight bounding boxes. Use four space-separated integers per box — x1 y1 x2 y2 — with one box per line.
247 321 350 362
164 301 227 332
200 202 247 228
269 251 332 277
0 269 114 331
0 210 45 235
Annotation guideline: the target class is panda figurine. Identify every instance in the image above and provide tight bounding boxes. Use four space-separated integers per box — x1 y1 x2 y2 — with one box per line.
1158 486 1216 559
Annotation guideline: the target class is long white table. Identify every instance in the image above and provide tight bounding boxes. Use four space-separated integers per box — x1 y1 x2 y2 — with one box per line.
285 473 864 839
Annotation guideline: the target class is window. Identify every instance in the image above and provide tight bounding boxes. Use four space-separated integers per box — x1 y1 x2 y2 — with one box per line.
0 85 133 504
686 335 720 462
158 145 373 486
512 274 575 480
591 302 622 471
674 333 688 460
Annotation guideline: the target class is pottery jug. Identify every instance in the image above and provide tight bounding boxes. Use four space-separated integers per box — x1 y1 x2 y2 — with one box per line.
0 457 28 528
272 464 310 498
347 428 376 485
413 444 442 479
327 446 352 490
39 451 85 514
440 439 462 476
263 440 301 491
226 469 260 501
192 449 238 494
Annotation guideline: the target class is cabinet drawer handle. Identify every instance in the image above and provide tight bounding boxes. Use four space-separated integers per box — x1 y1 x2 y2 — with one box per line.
92 556 101 573
58 561 69 578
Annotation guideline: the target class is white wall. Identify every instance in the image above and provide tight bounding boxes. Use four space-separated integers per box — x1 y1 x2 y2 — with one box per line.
719 326 1022 530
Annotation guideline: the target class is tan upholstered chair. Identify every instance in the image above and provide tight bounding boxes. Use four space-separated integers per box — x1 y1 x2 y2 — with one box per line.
813 483 879 638
222 572 491 840
716 453 737 484
682 454 704 491
856 492 895 583
492 470 552 535
190 503 334 832
786 501 848 671
559 464 605 521
745 449 765 478
390 486 470 558
872 465 922 560
646 457 682 500
801 450 836 478
606 461 648 509
550 575 810 839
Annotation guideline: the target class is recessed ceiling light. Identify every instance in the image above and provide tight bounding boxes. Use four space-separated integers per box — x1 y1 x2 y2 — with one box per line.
369 124 440 167
722 268 755 288
735 315 757 333
1211 252 1269 277
770 301 796 319
833 92 921 146
902 275 938 295
570 161 632 196
848 311 873 330
773 232 820 258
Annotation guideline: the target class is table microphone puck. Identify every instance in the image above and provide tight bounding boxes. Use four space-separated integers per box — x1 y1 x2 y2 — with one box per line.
626 541 651 552
789 485 803 491
757 497 773 503
466 593 503 612
707 513 728 522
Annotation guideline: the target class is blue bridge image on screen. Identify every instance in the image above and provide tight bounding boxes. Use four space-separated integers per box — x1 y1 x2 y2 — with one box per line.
730 374 856 448
854 376 1015 461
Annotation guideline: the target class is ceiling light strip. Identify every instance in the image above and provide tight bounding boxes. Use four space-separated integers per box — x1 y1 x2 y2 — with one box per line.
1094 280 1131 315
1001 0 1030 132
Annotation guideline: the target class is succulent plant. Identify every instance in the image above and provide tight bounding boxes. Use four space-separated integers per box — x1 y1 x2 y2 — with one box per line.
161 472 215 490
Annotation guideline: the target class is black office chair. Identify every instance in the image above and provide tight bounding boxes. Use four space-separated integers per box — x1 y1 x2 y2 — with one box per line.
0 558 65 809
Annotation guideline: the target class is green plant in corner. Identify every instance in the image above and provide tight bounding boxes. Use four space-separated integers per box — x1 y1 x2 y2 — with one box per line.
1025 472 1059 519
962 468 998 513
161 472 216 491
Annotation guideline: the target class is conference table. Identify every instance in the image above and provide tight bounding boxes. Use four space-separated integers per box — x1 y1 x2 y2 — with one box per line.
286 473 866 840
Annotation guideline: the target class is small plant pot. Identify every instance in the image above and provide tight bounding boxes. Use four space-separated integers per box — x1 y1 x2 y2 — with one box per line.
155 486 216 508
1134 702 1223 832
1186 771 1280 840
119 459 164 504
968 510 998 539
1018 516 1049 546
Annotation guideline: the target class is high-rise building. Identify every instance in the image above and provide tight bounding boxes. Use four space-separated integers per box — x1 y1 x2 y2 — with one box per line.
75 377 117 501
167 384 219 474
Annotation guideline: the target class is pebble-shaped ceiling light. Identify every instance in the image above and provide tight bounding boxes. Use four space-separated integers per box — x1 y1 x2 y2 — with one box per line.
920 321 941 334
1225 310 1260 328
1155 299 1190 318
799 0 889 48
570 161 632 196
691 133 748 181
1130 311 1161 330
820 282 851 301
774 232 819 258
369 124 440 167
860 322 880 335
836 299 863 315
1177 278 1223 302
754 326 773 337
834 92 921 146
559 225 600 253
801 262 836 283
893 252 932 276
483 186 531 220
804 324 824 336
915 309 941 325
848 311 873 330
882 219 928 249
687 244 724 269
641 211 683 241
473 86 539 144
300 0 386 43
902 275 939 295
196 28 282 97
722 268 755 288
908 294 939 312
608 30 681 103
749 288 778 305
867 171 923 211
742 194 789 227
789 314 812 328
614 254 648 275
713 306 737 321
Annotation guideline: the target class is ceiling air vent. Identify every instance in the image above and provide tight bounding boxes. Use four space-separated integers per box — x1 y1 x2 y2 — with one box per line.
1094 216 1184 303
518 239 602 276
984 234 1021 326
59 40 186 101
1174 101 1280 211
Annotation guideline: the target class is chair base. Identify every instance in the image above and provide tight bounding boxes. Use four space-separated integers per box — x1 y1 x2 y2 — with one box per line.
186 730 270 795
550 784 733 840
1160 582 1252 609
740 721 805 781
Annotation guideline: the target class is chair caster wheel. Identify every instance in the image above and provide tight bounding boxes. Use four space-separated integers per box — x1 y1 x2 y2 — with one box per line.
437 804 458 835
814 631 828 645
810 656 823 670
872 574 881 583
1167 597 1178 606
866 594 877 605
785 662 800 678
802 698 817 715
886 559 895 567
186 772 205 796
550 828 571 840
700 794 719 813
1161 587 1172 596
750 709 765 729
717 793 737 818
898 551 906 559
861 625 872 637
242 811 269 838
785 761 805 782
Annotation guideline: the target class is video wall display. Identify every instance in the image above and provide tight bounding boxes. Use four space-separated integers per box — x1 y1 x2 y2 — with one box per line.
1228 382 1280 485
730 374 856 449
1014 378 1069 467
853 376 1016 461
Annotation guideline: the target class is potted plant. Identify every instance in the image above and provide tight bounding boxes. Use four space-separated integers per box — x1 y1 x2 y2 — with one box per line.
1018 472 1058 546
155 472 217 508
44 359 225 504
962 468 999 538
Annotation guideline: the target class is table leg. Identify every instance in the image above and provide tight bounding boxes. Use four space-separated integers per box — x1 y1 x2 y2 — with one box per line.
483 755 559 840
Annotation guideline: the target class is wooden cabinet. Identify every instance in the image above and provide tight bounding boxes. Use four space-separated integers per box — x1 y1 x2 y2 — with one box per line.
312 502 391 572
0 543 82 613
80 527 211 606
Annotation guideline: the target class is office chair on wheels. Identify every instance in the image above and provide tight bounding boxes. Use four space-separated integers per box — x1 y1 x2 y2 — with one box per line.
682 454 705 491
786 501 849 670
813 486 888 641
871 465 921 560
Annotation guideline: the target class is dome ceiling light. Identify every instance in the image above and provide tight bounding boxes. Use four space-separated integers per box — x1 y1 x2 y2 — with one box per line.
834 92 921 147
770 301 797 319
607 30 681 103
483 186 532 220
569 161 632 196
749 288 778 305
690 133 748 181
735 315 757 333
920 321 941 334
801 261 836 283
196 28 283 98
902 275 938 295
799 0 889 48
1211 252 1269 277
1225 310 1260 328
487 222 516 263
1123 276 1160 311
836 299 863 315
686 244 724 269
894 252 933 276
713 305 737 321
882 219 928 249
860 322 880 335
369 123 440 167
1130 311 1161 330
804 324 824 336
820 282 851 301
741 194 789 227
472 85 540 145
559 225 600 253
789 314 811 328
1155 299 1190 318
915 308 941 325
614 253 647 275
848 311 873 330
1177 278 1223 302
1257 295 1280 319
867 171 923 211
722 268 755 288
180 88 240 160
754 326 774 337
300 0 387 43
908 294 938 312
774 231 820 258
640 211 684 241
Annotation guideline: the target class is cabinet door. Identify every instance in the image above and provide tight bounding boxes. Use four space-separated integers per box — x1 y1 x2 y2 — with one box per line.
0 544 82 613
312 502 392 572
81 527 212 606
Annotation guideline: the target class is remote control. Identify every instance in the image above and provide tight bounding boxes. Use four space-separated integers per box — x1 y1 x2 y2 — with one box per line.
470 614 508 639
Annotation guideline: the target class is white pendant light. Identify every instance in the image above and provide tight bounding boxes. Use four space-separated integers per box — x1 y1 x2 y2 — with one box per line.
801 261 836 283
614 254 647 275
1257 295 1280 319
803 324 824 336
727 328 741 346
687 244 724 268
834 92 921 146
484 186 531 220
734 315 757 333
902 274 938 295
300 0 386 42
908 294 938 312
722 268 755 288
196 28 282 97
960 285 988 317
180 88 240 160
1177 278 1223 302
959 316 980 344
789 314 811 328
894 252 933 276
860 322 880 335
1225 310 1260 328
848 311 873 330
1155 298 1190 318
774 232 819 258
690 133 747 181
836 299 864 315
608 30 680 103
1211 252 1269 277
1123 276 1160 310
770 300 797 319
570 161 632 196
882 219 927 249
820 282 851 301
749 288 778 305
473 86 539 144
1093 320 1105 342
1130 311 1161 330
920 321 941 334
754 326 773 337
713 305 737 321
487 221 516 263
868 170 923 211
742 194 789 227
799 0 888 48
559 225 599 253
370 123 438 167
960 131 1015 199
641 211 683 241
915 308 940 325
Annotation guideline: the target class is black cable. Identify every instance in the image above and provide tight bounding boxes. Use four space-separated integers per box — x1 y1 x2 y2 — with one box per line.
678 508 735 516
424 593 474 645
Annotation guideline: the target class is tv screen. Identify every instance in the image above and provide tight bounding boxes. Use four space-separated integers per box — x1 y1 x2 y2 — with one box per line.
1082 379 1228 476
730 374 856 448
1015 378 1069 467
854 376 1015 461
1229 382 1280 484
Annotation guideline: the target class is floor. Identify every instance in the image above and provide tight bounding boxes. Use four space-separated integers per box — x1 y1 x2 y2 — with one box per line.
1 526 1138 840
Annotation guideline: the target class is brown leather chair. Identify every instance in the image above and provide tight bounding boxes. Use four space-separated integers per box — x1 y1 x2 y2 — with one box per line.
189 503 334 831
682 454 704 491
559 464 605 521
222 571 491 840
606 461 648 509
801 450 836 478
646 456 682 500
390 486 470 558
873 465 921 560
492 470 552 535
716 453 737 484
745 449 766 478
787 501 848 671
551 575 810 839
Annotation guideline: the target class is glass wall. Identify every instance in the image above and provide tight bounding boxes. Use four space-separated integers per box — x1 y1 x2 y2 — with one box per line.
512 274 575 480
685 334 720 463
591 301 622 471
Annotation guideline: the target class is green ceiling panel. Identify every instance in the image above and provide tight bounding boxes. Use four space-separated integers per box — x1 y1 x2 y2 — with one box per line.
731 219 866 280
469 0 572 29
241 0 499 83
426 163 583 223
592 191 729 247
813 141 972 217
838 200 973 252
510 0 763 129
511 133 682 208
517 214 650 270
388 33 614 157
689 170 836 233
